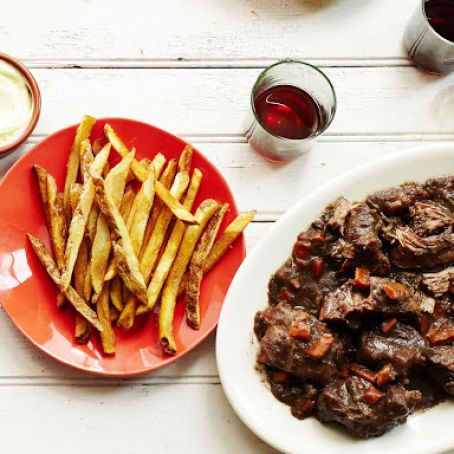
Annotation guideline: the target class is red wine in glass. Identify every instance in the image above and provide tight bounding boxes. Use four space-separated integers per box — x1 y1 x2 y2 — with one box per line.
425 0 454 42
404 0 454 73
254 85 326 140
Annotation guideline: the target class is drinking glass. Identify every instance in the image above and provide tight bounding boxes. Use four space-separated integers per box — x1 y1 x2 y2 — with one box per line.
245 60 336 162
404 0 454 73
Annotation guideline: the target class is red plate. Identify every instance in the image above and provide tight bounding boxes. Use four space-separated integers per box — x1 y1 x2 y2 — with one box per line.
0 118 245 376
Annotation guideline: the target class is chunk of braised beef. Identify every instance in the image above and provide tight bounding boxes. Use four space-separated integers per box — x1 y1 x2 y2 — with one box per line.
326 196 351 234
257 304 345 384
367 182 428 215
388 226 454 269
410 200 453 236
422 266 454 297
424 176 454 211
317 376 421 438
427 317 454 346
319 283 373 327
344 203 390 275
358 321 429 375
426 345 454 396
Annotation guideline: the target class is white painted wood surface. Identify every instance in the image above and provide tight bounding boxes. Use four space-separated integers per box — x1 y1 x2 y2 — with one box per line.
0 0 453 453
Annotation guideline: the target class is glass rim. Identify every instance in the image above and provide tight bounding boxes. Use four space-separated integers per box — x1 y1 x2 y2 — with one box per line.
420 0 454 47
250 59 337 142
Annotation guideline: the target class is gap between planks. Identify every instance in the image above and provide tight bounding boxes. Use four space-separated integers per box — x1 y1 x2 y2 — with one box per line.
20 57 412 70
0 376 221 386
26 133 454 144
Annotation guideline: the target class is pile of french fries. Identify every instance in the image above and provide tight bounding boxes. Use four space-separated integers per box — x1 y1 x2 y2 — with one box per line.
28 116 255 355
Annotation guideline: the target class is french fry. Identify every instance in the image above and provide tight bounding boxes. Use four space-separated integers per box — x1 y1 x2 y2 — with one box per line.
74 239 92 343
63 115 96 222
96 281 116 354
104 189 136 282
86 207 99 247
110 276 124 311
153 153 167 179
93 176 147 303
178 145 193 173
61 144 110 289
116 165 157 329
155 181 198 225
203 211 256 272
139 169 202 315
105 123 149 182
186 203 229 329
91 151 134 298
79 139 94 183
109 306 120 322
159 199 219 354
33 165 50 227
27 234 102 331
141 159 177 250
140 172 190 284
35 167 68 309
46 176 67 271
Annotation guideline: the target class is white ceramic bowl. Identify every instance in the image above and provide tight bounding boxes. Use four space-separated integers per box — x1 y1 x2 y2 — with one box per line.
216 144 454 454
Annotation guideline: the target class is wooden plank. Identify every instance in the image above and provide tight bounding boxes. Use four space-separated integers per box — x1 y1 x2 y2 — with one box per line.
0 0 418 63
21 67 454 138
0 384 277 454
5 140 453 215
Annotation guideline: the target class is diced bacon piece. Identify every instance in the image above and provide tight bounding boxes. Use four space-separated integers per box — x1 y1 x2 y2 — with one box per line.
289 323 312 341
350 363 376 384
311 258 324 280
361 386 384 406
383 282 408 301
352 267 370 289
381 318 397 334
376 364 397 386
306 333 335 360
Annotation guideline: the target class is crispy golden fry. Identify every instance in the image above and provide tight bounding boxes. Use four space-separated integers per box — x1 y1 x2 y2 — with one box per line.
86 207 98 246
105 124 149 182
130 164 155 256
186 203 229 329
120 189 136 219
110 276 124 311
61 144 110 289
139 169 202 315
63 115 96 222
153 153 166 179
155 181 198 225
46 176 67 271
74 239 92 343
33 165 51 227
159 199 219 354
104 189 137 282
69 183 83 212
127 171 191 327
96 281 116 354
109 306 120 322
27 234 102 331
140 172 190 284
79 139 94 183
92 138 104 154
178 145 193 173
91 151 134 297
117 294 136 330
90 215 111 299
141 159 177 251
106 150 135 207
204 211 256 272
93 176 147 303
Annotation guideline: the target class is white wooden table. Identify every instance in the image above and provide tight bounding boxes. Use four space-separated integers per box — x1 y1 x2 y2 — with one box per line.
1 1 453 452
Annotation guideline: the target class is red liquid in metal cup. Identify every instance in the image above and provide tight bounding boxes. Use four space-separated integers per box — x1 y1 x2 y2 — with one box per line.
254 85 325 140
425 0 454 42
